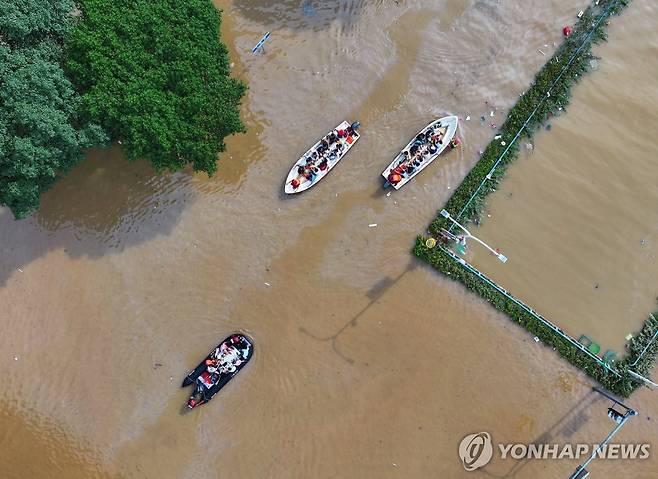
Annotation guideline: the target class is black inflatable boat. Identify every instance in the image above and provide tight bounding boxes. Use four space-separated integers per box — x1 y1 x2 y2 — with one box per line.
182 333 253 409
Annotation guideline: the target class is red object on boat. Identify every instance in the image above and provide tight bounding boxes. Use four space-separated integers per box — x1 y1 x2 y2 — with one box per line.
563 26 572 36
388 173 402 184
291 178 300 189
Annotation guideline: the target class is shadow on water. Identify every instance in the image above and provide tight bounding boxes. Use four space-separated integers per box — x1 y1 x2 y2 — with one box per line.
300 259 418 364
482 388 605 479
0 146 196 287
230 0 385 31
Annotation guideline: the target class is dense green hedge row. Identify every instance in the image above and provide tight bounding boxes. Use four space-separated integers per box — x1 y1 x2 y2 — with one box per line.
414 239 656 397
414 0 658 397
430 0 630 236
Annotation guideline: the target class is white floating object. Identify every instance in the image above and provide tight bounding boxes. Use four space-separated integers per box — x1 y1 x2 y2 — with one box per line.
490 111 495 117
386 192 391 197
577 10 584 18
538 49 546 56
17 268 23 273
501 141 506 146
465 115 471 121
494 135 502 140
534 336 540 342
369 223 378 228
13 356 18 361
264 282 271 287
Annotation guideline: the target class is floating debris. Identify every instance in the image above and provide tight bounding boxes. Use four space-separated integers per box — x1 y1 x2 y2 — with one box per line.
368 223 378 228
302 1 316 16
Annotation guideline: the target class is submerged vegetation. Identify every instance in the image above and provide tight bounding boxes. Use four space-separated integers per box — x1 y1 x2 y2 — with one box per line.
413 0 655 396
66 0 246 175
0 0 106 219
0 0 244 218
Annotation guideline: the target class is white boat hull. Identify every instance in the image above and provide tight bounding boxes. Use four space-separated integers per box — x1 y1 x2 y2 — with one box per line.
382 115 458 190
284 120 360 194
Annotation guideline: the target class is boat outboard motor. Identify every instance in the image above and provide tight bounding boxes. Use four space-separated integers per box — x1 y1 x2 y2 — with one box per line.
350 121 361 131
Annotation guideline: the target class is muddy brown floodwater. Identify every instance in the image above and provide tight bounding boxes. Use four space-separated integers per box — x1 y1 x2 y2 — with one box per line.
1 1 656 478
469 0 658 356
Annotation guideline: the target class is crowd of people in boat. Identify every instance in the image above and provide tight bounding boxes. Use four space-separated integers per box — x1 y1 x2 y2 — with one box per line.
206 334 249 377
290 124 358 190
387 122 459 186
188 335 250 408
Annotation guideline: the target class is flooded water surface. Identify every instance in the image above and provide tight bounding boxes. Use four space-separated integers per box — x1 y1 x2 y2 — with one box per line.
468 0 658 355
1 1 657 478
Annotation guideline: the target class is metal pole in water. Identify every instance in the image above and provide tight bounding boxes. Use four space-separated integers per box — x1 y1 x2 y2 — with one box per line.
252 32 271 54
440 209 507 263
568 388 637 479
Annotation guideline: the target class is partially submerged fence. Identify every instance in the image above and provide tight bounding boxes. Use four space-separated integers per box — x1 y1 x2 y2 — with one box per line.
414 0 658 397
440 247 620 376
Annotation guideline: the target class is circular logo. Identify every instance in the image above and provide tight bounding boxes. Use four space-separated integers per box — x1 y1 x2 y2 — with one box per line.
459 432 493 471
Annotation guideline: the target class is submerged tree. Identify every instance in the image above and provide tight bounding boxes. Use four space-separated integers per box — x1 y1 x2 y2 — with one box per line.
66 0 246 175
0 0 106 218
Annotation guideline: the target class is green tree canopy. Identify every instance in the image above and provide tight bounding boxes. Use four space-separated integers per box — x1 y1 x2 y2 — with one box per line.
0 0 106 218
0 0 75 44
66 0 246 175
